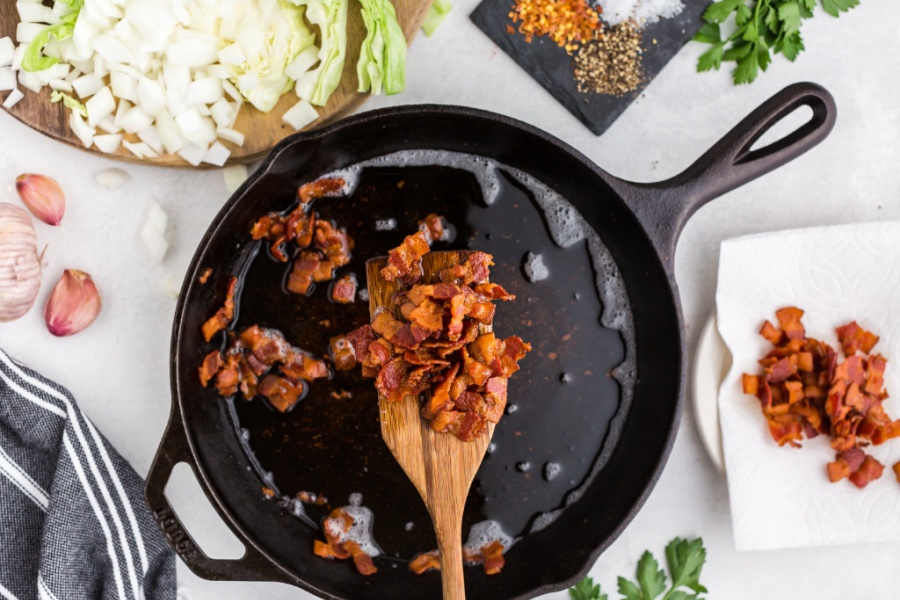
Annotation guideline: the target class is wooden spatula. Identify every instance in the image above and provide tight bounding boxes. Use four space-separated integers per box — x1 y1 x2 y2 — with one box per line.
366 250 493 600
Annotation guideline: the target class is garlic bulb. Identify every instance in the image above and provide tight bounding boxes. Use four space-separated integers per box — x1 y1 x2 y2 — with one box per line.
0 204 42 322
44 269 102 337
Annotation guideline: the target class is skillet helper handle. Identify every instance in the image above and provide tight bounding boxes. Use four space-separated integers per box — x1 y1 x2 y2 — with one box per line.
145 412 292 584
612 82 836 269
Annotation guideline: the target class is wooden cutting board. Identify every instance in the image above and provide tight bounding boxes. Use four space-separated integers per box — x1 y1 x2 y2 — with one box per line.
0 1 430 167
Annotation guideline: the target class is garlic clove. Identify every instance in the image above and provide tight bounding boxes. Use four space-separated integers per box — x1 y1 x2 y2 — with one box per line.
15 174 66 226
44 269 101 337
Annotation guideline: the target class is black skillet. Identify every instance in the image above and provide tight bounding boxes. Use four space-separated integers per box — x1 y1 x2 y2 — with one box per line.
146 82 835 599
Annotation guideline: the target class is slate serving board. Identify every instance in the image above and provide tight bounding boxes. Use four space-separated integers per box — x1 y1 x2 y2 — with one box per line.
470 0 709 135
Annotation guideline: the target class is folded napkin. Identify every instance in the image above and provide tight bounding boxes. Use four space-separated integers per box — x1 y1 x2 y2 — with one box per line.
716 222 900 551
0 348 176 599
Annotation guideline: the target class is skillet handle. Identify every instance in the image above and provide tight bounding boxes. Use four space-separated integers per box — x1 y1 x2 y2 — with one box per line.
610 82 836 272
145 409 293 584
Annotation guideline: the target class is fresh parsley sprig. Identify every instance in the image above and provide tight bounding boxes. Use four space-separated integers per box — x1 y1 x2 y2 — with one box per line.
569 537 707 600
693 0 860 84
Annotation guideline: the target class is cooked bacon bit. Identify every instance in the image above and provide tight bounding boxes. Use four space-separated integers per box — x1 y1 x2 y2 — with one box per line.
344 541 377 575
744 308 893 489
409 550 442 574
299 177 346 204
251 207 316 263
331 273 357 304
346 325 376 361
418 213 450 243
849 455 885 489
261 487 275 498
201 277 238 341
288 251 322 295
836 321 880 357
473 283 515 301
440 251 494 286
381 231 430 285
314 220 354 268
314 507 377 575
199 351 222 387
201 325 325 407
199 268 213 284
298 491 329 505
330 335 357 371
330 389 353 400
258 374 306 413
354 247 530 441
481 541 505 575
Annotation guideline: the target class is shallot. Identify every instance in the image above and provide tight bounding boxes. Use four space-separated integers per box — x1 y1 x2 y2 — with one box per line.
0 204 41 322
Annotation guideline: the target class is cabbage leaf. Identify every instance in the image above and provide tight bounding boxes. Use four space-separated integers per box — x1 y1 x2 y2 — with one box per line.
357 0 406 96
423 0 452 37
23 0 84 73
290 0 348 107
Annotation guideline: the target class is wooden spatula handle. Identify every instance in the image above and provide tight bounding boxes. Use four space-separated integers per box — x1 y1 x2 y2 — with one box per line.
437 520 466 600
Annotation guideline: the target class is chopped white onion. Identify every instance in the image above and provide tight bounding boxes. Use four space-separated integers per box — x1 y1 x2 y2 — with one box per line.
176 143 207 167
282 99 318 131
216 126 244 147
0 37 15 67
86 86 116 127
0 68 16 92
217 43 246 66
93 133 123 154
72 73 104 98
201 141 231 167
69 111 95 148
223 164 249 194
2 88 23 109
95 167 131 190
159 271 184 300
140 200 169 263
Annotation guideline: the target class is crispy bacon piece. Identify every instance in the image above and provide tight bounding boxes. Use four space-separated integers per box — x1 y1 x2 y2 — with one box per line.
331 274 357 304
330 335 356 371
202 325 325 406
201 277 237 341
288 251 323 295
744 307 894 489
199 268 212 284
849 455 885 489
481 541 505 575
355 244 530 442
314 507 377 575
314 220 354 268
440 251 493 285
409 550 442 574
344 541 377 576
258 374 306 413
381 231 430 285
418 213 449 243
346 325 376 361
199 351 222 387
251 207 316 262
299 177 346 204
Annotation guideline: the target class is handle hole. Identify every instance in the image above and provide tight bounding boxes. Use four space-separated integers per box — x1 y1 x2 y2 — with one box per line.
748 104 814 154
165 462 246 560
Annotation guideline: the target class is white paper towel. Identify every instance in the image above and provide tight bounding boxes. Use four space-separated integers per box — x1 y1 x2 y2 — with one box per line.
716 221 900 551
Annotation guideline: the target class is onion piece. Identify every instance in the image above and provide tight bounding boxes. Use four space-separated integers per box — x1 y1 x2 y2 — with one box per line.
140 200 169 263
95 167 130 189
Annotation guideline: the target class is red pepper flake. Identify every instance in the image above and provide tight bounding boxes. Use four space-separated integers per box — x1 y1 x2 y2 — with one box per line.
508 0 602 55
744 308 898 489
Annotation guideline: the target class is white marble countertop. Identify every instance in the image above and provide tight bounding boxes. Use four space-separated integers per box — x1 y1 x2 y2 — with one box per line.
1 1 898 598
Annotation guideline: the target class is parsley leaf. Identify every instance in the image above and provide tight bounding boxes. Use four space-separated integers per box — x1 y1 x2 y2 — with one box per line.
694 0 860 84
570 537 708 600
664 538 708 596
569 576 607 600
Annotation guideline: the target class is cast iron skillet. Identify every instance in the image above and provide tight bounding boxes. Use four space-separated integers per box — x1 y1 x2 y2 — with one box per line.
146 82 835 599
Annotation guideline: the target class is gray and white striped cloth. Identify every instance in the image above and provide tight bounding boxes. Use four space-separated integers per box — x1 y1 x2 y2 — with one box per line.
0 348 176 599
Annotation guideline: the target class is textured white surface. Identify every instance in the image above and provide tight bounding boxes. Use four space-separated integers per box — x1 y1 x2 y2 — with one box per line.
717 223 900 551
1 0 899 598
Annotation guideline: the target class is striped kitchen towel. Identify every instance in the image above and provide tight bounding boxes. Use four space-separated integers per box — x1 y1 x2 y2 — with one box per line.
0 348 176 600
